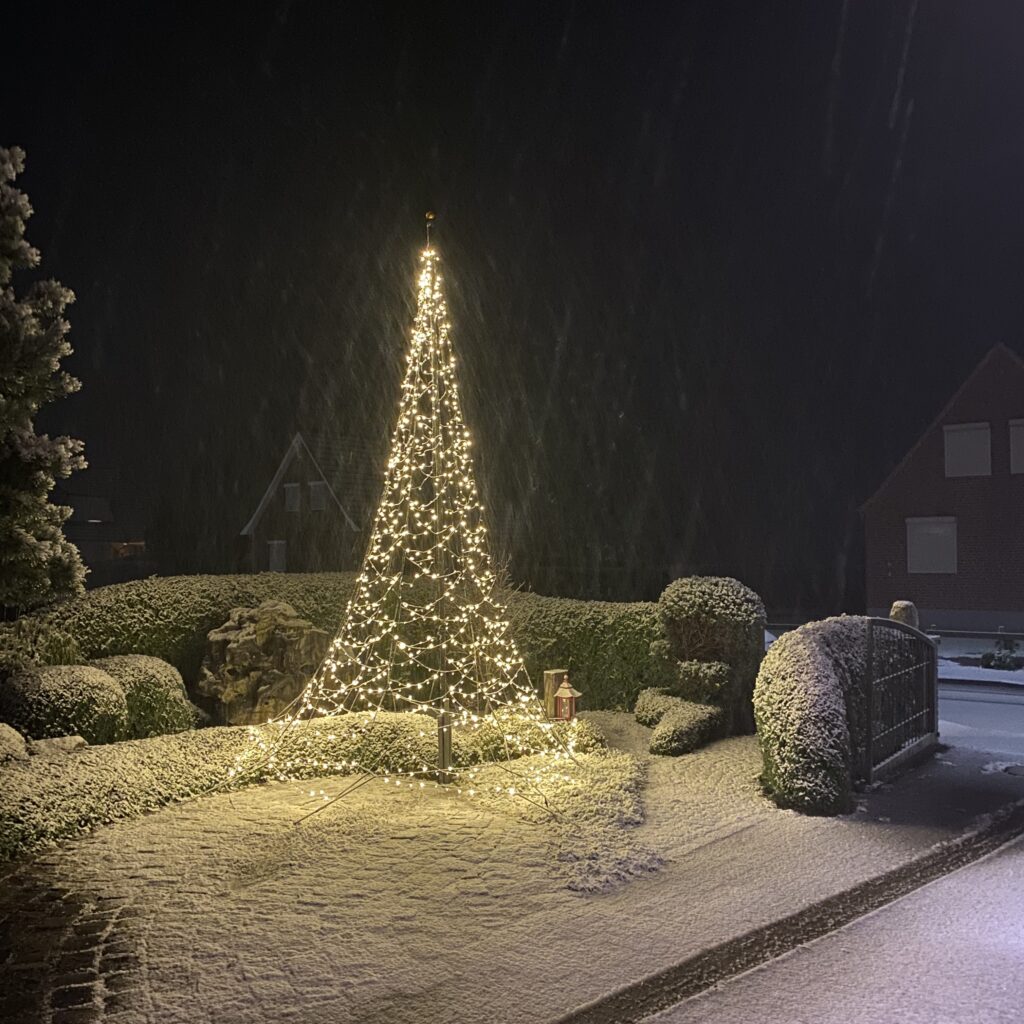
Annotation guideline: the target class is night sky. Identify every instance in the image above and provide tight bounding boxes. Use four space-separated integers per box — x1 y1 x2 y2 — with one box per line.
5 1 1024 613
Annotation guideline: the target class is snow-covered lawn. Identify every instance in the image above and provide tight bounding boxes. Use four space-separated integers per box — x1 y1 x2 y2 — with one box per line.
4 714 1024 1023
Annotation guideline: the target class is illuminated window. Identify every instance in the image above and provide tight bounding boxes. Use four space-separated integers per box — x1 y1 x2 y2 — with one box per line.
309 480 328 511
943 423 990 477
284 483 300 512
907 517 956 574
1011 419 1024 474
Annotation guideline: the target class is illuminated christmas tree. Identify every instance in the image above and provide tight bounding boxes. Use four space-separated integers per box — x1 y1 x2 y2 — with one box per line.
235 218 575 804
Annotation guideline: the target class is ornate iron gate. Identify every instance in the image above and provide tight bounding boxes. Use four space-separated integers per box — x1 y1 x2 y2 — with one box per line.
861 617 939 784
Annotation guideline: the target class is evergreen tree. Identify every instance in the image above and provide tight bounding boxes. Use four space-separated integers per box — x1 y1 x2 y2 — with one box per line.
0 146 86 610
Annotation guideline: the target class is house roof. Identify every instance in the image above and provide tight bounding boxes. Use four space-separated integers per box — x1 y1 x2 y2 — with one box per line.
241 433 361 535
861 343 1024 510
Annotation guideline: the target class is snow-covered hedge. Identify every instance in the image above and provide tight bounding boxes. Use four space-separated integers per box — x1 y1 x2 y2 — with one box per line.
0 711 605 861
503 591 673 710
753 615 868 816
0 573 672 711
0 665 129 745
91 655 198 738
649 701 725 756
657 576 765 733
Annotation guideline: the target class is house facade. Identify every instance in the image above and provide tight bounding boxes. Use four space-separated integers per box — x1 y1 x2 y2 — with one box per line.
240 433 370 573
864 344 1024 630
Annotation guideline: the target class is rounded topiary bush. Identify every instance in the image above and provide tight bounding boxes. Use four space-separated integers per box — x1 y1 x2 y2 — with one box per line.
0 665 129 745
753 615 868 816
91 655 198 738
649 700 725 756
633 688 680 728
657 576 766 734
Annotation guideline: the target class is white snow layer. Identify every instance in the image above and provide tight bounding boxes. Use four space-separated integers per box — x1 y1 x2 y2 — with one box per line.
9 712 1019 1023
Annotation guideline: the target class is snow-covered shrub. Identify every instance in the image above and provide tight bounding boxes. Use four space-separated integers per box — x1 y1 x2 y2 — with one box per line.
0 722 28 763
0 664 129 744
753 615 868 816
91 655 198 738
673 660 732 704
454 712 604 765
657 576 765 733
649 701 725 756
633 688 680 727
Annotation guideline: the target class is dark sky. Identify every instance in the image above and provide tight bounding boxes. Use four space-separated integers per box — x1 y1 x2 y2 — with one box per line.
5 1 1024 612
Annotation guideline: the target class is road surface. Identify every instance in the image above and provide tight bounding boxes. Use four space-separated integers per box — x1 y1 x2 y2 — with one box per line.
646 833 1024 1024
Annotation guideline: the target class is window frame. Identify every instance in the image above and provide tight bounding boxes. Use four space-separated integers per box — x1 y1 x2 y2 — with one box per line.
308 480 329 512
906 516 957 575
943 422 991 478
283 482 301 513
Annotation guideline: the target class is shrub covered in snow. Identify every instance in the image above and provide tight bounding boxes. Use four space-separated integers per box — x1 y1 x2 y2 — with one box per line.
0 710 608 861
753 615 868 816
657 576 765 733
0 664 129 745
0 722 28 763
649 700 725 756
673 660 732 704
454 711 604 765
91 655 198 738
633 688 680 727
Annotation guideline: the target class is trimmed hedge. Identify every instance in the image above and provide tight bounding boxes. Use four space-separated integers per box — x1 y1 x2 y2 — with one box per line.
658 576 765 734
91 655 198 739
753 615 868 816
1 574 673 712
0 711 605 861
0 573 763 716
649 701 725 756
0 665 129 745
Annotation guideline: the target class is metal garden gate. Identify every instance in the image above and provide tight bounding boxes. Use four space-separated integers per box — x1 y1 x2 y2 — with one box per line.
861 617 939 784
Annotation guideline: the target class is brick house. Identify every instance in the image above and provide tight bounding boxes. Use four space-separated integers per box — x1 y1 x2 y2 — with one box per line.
863 344 1024 630
240 433 378 573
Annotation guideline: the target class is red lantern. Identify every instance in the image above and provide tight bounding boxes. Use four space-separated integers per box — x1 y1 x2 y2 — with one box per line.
553 677 582 721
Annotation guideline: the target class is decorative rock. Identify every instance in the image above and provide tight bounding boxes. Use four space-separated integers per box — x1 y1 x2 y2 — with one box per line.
196 600 331 725
889 600 920 629
0 722 29 763
28 735 87 756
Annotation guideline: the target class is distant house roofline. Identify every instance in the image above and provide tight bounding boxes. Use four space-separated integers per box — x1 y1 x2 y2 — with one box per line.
861 343 1024 511
241 432 359 536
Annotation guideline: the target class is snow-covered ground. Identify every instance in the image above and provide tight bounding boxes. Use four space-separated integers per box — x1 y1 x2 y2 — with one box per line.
647 833 1024 1024
2 713 1018 1024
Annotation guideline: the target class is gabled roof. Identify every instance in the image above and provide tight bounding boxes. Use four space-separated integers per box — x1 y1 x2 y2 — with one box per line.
241 433 359 536
862 343 1024 510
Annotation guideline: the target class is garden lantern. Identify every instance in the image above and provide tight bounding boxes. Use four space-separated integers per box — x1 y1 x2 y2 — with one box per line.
553 677 582 721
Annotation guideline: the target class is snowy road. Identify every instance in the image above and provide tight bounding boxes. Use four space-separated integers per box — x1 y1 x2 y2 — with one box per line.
646 834 1024 1024
939 683 1024 757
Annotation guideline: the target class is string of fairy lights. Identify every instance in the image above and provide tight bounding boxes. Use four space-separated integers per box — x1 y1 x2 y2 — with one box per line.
230 234 579 808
